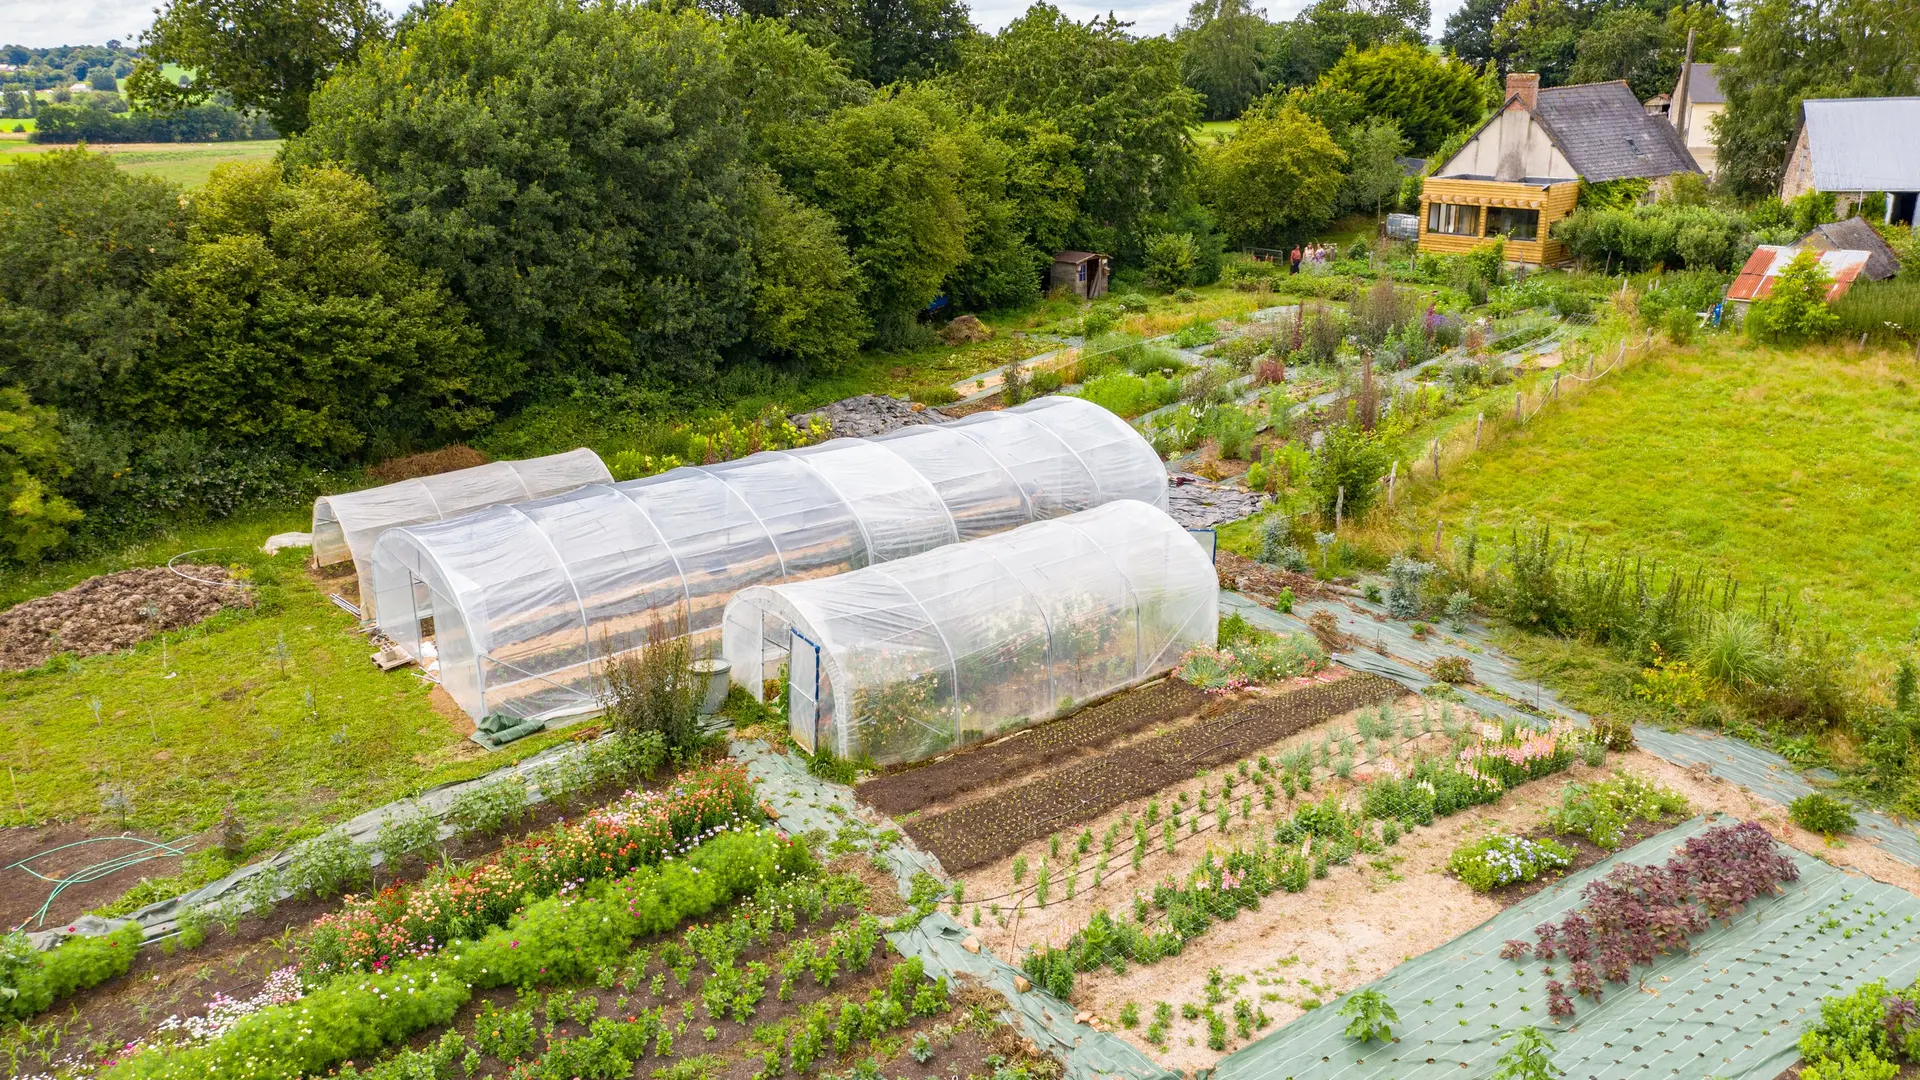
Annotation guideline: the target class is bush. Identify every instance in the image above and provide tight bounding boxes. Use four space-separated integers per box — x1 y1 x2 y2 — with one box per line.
1337 988 1397 1043
1747 249 1840 343
1431 655 1473 684
1552 202 1752 271
1799 980 1915 1076
601 609 707 758
0 922 144 1021
1547 772 1688 849
1790 793 1858 838
1307 423 1389 521
1448 834 1573 892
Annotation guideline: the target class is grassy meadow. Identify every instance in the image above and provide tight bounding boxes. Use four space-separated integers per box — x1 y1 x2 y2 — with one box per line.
1393 337 1920 646
0 135 281 187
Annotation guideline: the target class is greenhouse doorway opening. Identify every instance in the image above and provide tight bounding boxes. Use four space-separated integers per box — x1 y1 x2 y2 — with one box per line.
789 629 821 754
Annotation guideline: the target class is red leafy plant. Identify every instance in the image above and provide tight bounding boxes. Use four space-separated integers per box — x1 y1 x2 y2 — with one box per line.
1521 822 1796 1017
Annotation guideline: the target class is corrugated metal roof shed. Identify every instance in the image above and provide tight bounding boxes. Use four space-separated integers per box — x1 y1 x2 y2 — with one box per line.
1802 98 1920 191
1534 81 1700 182
1799 216 1901 280
1727 245 1871 303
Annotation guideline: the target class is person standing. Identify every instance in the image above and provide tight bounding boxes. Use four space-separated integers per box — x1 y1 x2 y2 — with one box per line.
1289 244 1302 274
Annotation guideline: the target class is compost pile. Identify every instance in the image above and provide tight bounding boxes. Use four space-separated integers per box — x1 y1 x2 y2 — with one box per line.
0 566 246 671
1216 551 1323 602
791 395 946 438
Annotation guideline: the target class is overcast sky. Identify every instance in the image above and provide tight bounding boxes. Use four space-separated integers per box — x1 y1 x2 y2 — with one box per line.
4 0 1459 52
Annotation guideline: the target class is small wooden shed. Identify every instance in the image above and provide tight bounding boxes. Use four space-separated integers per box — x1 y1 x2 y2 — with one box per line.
1050 251 1111 299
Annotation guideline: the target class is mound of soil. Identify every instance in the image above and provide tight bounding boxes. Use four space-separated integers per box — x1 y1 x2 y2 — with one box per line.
0 566 247 671
941 314 994 344
368 444 490 484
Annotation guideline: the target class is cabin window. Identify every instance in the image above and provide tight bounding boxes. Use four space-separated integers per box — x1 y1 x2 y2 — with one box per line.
1487 207 1540 241
1427 202 1480 236
1078 262 1088 281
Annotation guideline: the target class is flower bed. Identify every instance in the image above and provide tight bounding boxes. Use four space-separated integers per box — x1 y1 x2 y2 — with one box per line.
1448 834 1574 892
304 762 756 977
106 827 809 1080
1505 820 1797 1020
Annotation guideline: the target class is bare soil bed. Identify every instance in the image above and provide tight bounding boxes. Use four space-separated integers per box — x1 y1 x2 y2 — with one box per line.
1215 550 1323 603
0 824 216 930
858 679 1212 816
0 565 247 671
901 671 1402 873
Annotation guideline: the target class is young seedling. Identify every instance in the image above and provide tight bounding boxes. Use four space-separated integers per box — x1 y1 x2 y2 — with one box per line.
1491 1026 1561 1080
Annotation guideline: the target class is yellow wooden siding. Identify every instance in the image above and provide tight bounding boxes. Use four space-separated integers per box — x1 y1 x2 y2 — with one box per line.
1417 178 1580 265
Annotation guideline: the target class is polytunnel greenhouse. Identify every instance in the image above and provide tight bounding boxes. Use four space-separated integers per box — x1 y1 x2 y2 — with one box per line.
311 448 611 620
367 397 1169 722
721 499 1217 765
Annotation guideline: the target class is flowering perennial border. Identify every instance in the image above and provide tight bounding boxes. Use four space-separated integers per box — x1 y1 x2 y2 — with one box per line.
304 762 756 977
106 826 810 1080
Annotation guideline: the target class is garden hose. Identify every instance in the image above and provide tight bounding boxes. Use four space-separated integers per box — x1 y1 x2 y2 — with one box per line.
6 834 197 931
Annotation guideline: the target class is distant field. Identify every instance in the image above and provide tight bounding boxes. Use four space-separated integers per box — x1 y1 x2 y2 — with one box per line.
1400 339 1920 645
0 138 281 187
1196 120 1238 145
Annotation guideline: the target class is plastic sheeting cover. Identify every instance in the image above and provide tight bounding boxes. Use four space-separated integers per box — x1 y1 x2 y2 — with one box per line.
312 448 611 620
369 398 1168 722
1208 815 1920 1080
723 500 1217 766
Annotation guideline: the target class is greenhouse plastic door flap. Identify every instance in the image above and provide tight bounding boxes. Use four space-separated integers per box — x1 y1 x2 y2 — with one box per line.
789 628 821 755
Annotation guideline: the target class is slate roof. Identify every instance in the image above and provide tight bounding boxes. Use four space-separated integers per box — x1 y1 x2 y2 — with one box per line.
1800 216 1901 280
1534 81 1702 183
1801 98 1920 191
1679 63 1722 105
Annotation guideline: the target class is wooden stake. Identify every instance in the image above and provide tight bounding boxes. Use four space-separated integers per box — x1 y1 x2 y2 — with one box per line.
1474 412 1484 449
1513 392 1523 423
1335 485 1345 530
8 765 20 815
1434 519 1444 554
1430 438 1441 479
1387 460 1398 507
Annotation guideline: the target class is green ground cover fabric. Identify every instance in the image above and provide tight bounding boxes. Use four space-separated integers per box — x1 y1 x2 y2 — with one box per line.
1207 815 1920 1080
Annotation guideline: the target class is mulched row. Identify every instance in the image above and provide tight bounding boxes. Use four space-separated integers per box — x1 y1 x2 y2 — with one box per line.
904 671 1405 873
856 679 1213 817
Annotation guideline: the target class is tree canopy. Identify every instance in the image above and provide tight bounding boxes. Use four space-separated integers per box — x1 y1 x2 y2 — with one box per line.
1201 105 1346 245
127 0 389 133
1317 42 1489 155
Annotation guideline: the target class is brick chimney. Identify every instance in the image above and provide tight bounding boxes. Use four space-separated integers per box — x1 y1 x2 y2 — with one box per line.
1507 72 1539 112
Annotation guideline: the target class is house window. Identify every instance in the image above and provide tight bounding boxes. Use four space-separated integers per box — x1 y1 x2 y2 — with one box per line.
1486 207 1540 241
1427 202 1480 236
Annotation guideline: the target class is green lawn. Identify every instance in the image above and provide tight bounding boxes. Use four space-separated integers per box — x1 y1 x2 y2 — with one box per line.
0 139 281 187
0 513 570 840
1405 339 1920 645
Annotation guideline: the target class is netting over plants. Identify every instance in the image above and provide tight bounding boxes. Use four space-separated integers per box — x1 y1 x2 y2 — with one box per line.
369 398 1168 723
311 448 611 620
720 500 1217 766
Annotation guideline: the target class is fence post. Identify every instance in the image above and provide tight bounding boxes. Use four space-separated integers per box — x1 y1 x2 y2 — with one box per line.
1335 485 1345 530
1474 412 1484 449
1387 460 1398 507
1513 391 1523 423
1434 519 1444 555
1430 438 1441 480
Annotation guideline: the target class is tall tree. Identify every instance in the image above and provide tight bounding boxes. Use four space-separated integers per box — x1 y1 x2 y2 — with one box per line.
949 5 1200 254
1318 42 1486 154
1179 0 1277 120
1270 0 1430 88
1201 105 1345 244
1569 3 1731 99
1714 0 1919 197
1490 0 1581 86
290 0 775 382
700 0 972 85
143 163 495 457
0 149 182 426
1440 0 1507 67
126 0 389 134
1340 118 1410 214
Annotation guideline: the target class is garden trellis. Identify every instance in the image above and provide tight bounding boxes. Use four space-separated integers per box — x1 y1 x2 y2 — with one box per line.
311 448 612 621
368 398 1168 723
721 499 1218 766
